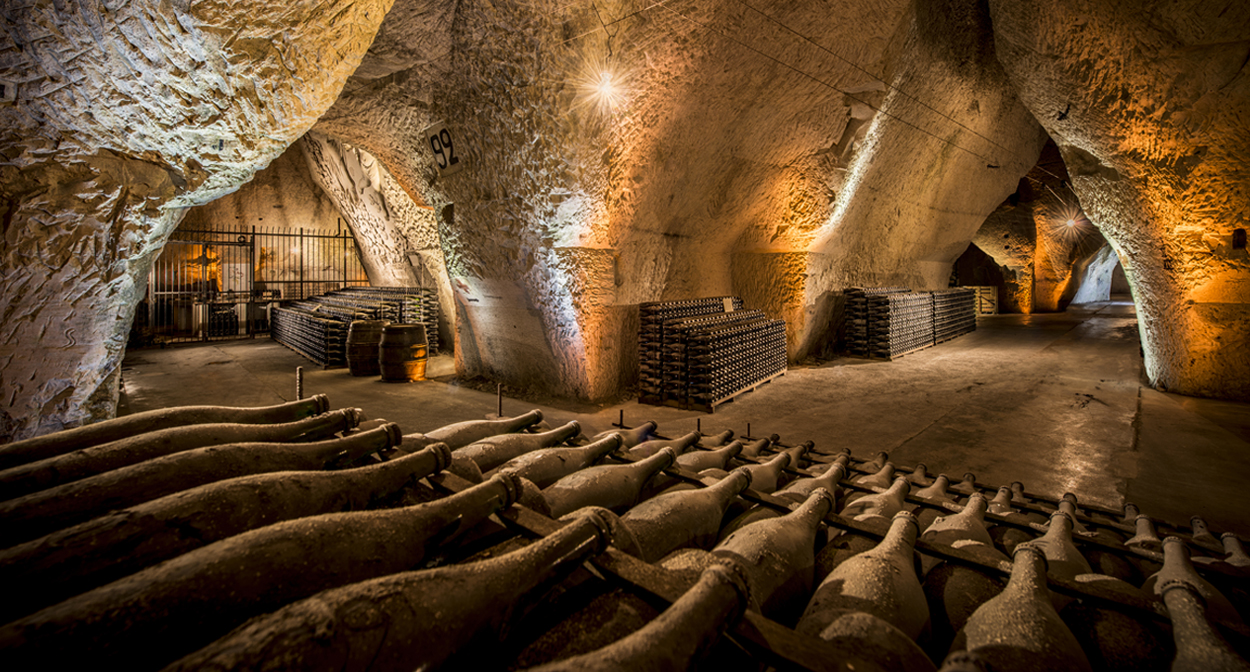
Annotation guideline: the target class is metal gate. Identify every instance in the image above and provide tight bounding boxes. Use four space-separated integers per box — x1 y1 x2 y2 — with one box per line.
133 225 369 345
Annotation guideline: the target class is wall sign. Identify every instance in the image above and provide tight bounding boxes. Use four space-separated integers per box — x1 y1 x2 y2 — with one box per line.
424 121 465 176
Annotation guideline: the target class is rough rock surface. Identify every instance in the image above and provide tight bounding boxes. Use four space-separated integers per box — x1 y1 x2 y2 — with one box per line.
974 141 1106 313
1071 243 1125 305
990 0 1250 399
179 148 343 235
312 0 1044 399
298 132 454 346
0 0 393 441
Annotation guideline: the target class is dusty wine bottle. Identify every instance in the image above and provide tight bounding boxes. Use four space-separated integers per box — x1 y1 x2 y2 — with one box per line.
677 440 743 472
919 493 996 575
699 429 735 447
1142 536 1244 627
948 545 1094 672
165 506 618 672
0 473 524 670
799 510 929 641
1159 579 1250 672
626 431 701 459
1224 533 1250 568
908 463 931 485
591 421 656 448
487 433 622 488
1126 513 1164 551
0 423 386 547
0 395 330 470
855 461 897 489
739 451 790 494
0 432 437 623
916 474 956 504
456 420 581 472
712 488 834 620
621 467 753 563
1026 512 1092 584
404 410 544 451
0 408 362 500
737 434 778 458
841 476 911 524
523 562 751 672
542 448 677 518
1190 516 1222 550
718 460 849 541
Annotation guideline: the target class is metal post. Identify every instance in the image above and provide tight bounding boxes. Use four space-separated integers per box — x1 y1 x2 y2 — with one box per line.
747 422 751 439
497 382 503 418
299 227 305 301
296 366 304 400
618 409 624 429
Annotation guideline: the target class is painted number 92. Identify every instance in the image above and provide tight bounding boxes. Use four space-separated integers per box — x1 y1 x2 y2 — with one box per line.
430 129 459 170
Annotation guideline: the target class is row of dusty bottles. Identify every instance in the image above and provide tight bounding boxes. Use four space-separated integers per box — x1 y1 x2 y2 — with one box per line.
0 400 1246 670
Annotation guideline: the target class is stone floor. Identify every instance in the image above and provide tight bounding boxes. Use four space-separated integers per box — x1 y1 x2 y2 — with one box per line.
119 299 1250 537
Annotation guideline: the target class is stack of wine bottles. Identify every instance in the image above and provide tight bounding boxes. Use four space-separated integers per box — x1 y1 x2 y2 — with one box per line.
3 403 1247 672
270 305 350 367
272 286 442 367
335 286 442 355
845 287 911 357
639 296 744 405
639 297 785 411
844 287 978 360
867 291 935 359
933 288 977 343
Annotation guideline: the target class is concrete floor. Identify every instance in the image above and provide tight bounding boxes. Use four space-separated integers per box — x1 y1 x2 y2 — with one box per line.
118 299 1250 537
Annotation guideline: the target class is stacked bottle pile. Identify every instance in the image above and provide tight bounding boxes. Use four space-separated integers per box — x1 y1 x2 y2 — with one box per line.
2 403 1247 672
845 287 910 357
845 287 978 360
867 291 935 360
335 286 441 355
639 297 744 405
658 309 766 406
933 288 976 343
272 286 442 367
270 305 349 367
684 316 787 412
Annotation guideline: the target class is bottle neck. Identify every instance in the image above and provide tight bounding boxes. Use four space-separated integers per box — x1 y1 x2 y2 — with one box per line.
960 493 988 524
789 488 834 527
1007 546 1051 600
1161 582 1235 660
537 421 581 444
1161 537 1198 576
918 475 950 497
1043 512 1074 542
815 463 846 489
877 512 919 556
579 434 623 463
884 477 910 501
630 447 675 478
706 468 752 503
988 487 1014 514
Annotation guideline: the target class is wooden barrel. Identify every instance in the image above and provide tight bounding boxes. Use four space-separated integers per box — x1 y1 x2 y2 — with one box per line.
379 324 428 382
346 320 388 377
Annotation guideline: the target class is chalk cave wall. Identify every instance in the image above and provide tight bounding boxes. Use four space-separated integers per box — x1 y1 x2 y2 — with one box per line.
989 0 1250 399
178 148 342 235
0 0 393 441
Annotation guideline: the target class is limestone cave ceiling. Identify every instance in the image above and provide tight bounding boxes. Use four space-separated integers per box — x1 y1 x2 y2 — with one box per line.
1 0 1248 441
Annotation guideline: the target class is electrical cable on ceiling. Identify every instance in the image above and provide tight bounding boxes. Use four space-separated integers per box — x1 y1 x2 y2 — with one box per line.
732 0 1019 156
654 1 1009 168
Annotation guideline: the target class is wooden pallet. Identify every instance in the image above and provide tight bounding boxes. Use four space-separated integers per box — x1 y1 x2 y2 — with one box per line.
688 368 786 413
